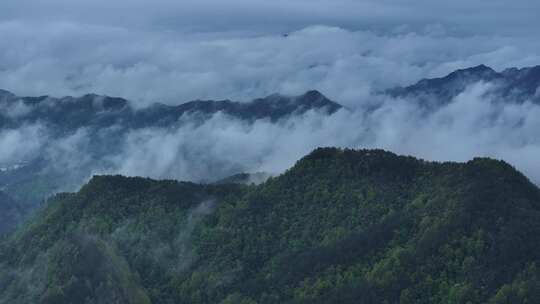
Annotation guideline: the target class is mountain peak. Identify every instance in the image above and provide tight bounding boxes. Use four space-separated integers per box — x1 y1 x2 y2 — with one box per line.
389 64 500 99
290 147 420 182
294 90 342 113
386 63 540 106
301 90 326 100
445 64 498 80
171 90 342 122
464 64 494 73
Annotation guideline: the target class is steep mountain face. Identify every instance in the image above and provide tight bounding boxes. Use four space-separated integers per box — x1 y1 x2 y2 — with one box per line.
1 148 539 304
387 64 540 107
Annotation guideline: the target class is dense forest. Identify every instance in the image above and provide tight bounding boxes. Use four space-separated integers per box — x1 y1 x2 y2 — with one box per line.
0 191 24 235
1 148 540 303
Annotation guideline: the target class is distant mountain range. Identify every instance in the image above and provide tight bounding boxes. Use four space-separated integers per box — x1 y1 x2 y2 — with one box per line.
387 64 540 108
2 64 539 133
0 89 342 132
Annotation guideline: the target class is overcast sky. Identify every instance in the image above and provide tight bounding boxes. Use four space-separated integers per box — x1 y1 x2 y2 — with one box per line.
2 0 540 35
1 0 540 106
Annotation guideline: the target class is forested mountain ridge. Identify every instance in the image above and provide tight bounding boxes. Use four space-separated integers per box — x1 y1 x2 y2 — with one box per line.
1 148 540 303
0 89 341 131
387 64 540 107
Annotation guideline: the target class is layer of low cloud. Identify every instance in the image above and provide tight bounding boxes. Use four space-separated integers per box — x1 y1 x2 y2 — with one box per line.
0 125 46 165
108 84 540 184
5 82 536 191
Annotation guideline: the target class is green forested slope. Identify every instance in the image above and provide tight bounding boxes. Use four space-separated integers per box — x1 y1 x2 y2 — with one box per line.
1 148 540 304
0 191 24 235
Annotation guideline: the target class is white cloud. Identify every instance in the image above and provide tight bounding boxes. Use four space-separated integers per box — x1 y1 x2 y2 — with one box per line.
3 82 540 189
0 99 32 118
0 125 46 164
89 84 540 184
1 22 540 109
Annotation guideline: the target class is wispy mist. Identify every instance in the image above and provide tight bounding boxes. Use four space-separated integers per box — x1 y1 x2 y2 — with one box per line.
0 125 45 164
2 80 539 192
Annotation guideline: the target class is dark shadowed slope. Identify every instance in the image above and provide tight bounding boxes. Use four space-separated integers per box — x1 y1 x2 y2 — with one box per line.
1 148 540 303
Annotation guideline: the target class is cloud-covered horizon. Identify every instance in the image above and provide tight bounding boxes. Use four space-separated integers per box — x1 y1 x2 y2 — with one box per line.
2 0 539 107
1 21 540 109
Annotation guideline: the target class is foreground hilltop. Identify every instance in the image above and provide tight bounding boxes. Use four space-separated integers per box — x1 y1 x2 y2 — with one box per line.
1 148 540 303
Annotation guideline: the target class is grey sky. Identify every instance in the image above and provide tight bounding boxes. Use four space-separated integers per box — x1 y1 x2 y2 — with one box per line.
2 0 539 36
